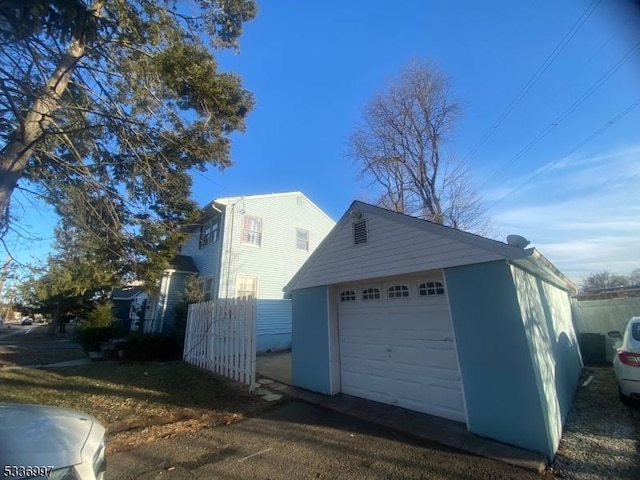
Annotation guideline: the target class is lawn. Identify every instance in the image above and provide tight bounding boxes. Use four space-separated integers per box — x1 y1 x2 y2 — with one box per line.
0 359 278 453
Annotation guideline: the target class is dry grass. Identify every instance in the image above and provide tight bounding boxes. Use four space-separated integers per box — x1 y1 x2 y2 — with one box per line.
0 326 280 453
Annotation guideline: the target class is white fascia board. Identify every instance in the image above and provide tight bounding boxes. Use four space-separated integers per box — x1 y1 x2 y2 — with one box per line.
510 249 577 293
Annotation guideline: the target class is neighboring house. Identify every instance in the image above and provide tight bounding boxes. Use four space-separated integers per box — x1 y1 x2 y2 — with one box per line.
111 287 147 330
149 192 335 352
285 201 582 460
145 255 199 334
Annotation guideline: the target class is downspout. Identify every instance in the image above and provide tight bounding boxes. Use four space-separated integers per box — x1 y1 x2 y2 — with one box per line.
159 271 173 333
225 202 236 300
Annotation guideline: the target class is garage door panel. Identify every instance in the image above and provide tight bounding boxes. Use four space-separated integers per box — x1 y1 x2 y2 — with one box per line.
338 280 466 424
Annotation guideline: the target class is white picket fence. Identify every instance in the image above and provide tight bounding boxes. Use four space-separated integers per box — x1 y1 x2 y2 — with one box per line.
183 298 257 390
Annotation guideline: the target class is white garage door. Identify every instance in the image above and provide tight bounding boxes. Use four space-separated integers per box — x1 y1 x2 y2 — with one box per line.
338 279 466 423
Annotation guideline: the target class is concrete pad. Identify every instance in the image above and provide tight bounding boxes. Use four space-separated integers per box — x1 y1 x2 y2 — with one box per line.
258 378 274 385
254 388 271 396
261 393 283 402
277 385 546 472
255 350 291 385
461 435 546 473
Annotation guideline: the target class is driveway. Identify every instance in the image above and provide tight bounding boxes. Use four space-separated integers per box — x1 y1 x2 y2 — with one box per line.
108 401 541 479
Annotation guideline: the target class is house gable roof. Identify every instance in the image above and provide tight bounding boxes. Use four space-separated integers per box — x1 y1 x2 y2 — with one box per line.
285 201 574 292
212 191 335 225
112 287 145 301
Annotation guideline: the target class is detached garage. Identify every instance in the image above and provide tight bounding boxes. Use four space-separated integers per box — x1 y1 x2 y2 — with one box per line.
285 201 583 460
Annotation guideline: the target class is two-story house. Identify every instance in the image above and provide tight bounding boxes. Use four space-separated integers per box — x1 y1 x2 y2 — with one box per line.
147 192 335 352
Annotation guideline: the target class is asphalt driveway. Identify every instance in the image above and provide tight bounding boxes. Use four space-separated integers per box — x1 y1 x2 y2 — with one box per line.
108 401 541 480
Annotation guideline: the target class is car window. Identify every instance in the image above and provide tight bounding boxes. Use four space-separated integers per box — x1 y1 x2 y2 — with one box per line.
632 322 640 342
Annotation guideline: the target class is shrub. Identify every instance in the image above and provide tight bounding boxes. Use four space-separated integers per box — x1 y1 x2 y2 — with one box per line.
76 302 119 352
123 333 180 361
86 301 116 327
76 326 114 353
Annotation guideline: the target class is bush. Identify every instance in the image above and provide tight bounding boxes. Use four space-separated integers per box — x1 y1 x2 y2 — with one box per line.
123 333 180 361
76 326 114 353
86 301 116 327
75 301 119 352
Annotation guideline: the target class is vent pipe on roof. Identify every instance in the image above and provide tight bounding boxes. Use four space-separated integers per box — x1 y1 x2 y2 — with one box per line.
506 234 530 249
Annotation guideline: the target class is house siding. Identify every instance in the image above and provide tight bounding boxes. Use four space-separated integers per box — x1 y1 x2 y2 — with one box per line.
511 265 582 458
444 261 551 457
165 193 334 352
217 194 334 300
152 272 191 335
256 299 292 352
291 212 504 290
180 210 225 298
291 286 332 393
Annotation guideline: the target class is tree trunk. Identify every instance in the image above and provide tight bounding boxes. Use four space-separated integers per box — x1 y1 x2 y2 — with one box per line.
0 1 104 228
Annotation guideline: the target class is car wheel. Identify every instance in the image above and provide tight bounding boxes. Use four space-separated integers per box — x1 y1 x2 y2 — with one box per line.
619 386 633 406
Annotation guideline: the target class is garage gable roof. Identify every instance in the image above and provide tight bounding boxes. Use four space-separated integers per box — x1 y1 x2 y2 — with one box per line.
285 201 571 291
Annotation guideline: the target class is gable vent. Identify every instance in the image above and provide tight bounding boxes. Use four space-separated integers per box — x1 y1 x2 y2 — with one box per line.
353 219 368 245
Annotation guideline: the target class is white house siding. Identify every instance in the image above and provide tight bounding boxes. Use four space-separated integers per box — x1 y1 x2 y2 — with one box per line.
216 193 335 299
511 265 582 456
291 211 504 290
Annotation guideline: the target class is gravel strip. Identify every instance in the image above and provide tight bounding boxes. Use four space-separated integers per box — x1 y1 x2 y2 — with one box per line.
549 367 640 479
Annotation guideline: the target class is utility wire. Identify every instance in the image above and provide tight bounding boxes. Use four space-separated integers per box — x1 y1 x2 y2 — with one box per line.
479 39 640 190
485 97 640 211
463 0 602 163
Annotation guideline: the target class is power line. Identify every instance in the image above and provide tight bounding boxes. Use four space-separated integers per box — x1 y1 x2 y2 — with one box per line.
485 97 640 211
479 38 640 190
463 0 602 163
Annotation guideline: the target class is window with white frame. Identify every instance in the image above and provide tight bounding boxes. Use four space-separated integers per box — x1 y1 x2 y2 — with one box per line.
362 287 380 300
340 290 356 302
236 275 258 299
199 219 219 248
242 215 262 246
201 276 215 302
418 281 445 296
388 284 409 299
296 228 309 251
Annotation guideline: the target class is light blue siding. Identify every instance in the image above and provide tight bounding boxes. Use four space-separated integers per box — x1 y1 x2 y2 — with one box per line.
154 272 190 335
445 261 551 457
216 193 335 300
511 265 582 457
291 286 331 393
256 299 292 352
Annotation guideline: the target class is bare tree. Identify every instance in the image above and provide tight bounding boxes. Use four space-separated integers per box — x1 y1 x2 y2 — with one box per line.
581 270 630 292
349 61 488 233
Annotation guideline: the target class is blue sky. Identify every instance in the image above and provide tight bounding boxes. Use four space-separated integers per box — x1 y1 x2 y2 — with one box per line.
7 0 640 283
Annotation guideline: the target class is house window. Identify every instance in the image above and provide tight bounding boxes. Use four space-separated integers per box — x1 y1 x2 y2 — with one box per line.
242 215 262 246
353 220 368 245
201 276 215 302
296 228 309 251
388 284 409 299
340 290 356 302
362 288 380 300
418 281 445 296
199 219 219 248
236 275 258 299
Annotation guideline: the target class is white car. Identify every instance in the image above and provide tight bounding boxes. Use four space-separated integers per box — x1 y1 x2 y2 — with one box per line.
0 403 106 479
612 316 640 404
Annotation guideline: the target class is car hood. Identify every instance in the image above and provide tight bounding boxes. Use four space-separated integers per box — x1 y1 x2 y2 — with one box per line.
0 403 101 468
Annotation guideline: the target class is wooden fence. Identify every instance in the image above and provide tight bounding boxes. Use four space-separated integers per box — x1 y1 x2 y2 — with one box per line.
183 298 257 390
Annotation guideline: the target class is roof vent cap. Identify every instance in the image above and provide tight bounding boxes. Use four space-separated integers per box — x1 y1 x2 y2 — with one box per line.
506 234 530 249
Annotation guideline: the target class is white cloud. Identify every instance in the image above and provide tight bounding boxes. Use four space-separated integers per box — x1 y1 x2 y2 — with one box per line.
488 145 640 282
